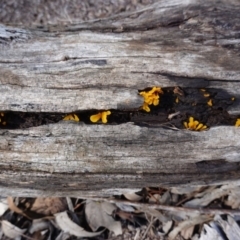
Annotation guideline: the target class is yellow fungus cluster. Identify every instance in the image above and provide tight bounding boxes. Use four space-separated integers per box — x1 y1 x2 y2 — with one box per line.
63 114 79 122
139 86 163 112
235 119 240 127
0 112 6 125
90 111 111 123
184 117 207 131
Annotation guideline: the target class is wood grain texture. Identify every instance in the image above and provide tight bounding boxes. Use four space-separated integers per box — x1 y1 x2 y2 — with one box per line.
0 122 240 197
0 0 240 196
0 0 239 112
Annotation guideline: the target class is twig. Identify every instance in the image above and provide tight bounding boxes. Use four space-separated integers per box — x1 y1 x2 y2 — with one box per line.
86 197 240 216
168 111 180 120
141 216 157 240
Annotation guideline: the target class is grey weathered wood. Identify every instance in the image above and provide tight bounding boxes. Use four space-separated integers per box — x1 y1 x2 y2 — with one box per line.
0 0 240 197
0 0 240 112
0 122 240 197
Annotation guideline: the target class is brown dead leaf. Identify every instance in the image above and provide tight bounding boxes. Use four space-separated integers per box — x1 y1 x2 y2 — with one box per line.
8 197 67 219
7 197 30 219
168 215 212 240
180 225 194 239
173 86 184 96
85 200 122 236
183 187 230 208
30 197 68 215
171 186 205 195
224 188 240 209
115 210 135 223
55 211 104 238
149 194 161 203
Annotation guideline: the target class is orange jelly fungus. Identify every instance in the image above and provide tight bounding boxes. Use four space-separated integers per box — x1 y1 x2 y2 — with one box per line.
139 87 163 112
184 117 207 131
235 119 240 127
90 111 111 123
63 114 80 122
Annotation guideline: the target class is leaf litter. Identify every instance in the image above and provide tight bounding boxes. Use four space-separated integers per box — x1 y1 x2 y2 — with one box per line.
1 184 240 239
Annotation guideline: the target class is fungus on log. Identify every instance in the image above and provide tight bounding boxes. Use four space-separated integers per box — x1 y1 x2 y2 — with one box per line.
0 0 240 197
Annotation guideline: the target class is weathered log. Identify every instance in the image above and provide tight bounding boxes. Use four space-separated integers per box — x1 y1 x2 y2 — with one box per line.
0 0 240 197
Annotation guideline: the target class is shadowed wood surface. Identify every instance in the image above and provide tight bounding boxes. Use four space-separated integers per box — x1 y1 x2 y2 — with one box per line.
0 0 240 196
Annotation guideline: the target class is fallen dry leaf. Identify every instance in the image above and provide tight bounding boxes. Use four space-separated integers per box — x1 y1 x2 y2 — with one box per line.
160 191 171 204
183 187 230 208
171 186 204 195
29 219 50 234
123 193 142 201
215 215 240 240
115 202 135 212
1 220 27 239
0 198 8 217
55 211 104 238
115 210 135 223
55 231 71 240
149 194 161 203
8 197 67 219
168 215 212 240
85 200 122 236
224 187 240 209
30 198 68 216
162 220 173 234
180 225 194 239
7 197 30 219
198 222 223 240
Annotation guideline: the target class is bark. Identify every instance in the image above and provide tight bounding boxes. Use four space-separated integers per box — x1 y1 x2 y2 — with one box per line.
0 0 240 197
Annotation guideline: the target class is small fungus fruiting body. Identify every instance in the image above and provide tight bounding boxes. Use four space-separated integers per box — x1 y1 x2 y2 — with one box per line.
63 114 79 122
142 102 151 112
175 97 179 103
0 113 6 126
204 93 210 97
235 119 240 127
139 86 163 112
90 111 111 123
184 117 207 131
207 99 213 106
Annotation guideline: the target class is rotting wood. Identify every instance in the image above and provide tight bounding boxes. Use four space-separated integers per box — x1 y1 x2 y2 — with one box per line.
0 0 240 113
0 0 240 197
0 123 240 197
